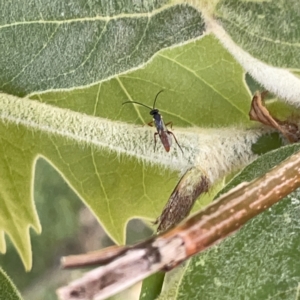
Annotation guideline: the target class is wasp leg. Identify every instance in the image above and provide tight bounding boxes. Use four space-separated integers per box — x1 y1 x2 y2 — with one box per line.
165 121 173 130
167 131 183 154
154 132 159 152
148 121 154 127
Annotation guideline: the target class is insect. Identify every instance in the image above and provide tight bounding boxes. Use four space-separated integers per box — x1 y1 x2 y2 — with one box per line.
122 90 183 153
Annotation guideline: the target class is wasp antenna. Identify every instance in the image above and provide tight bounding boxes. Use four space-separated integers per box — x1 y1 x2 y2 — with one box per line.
153 90 164 109
122 101 152 110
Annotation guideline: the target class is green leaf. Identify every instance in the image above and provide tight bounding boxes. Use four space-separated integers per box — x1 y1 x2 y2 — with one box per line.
33 34 252 127
139 272 165 300
0 3 204 96
0 267 22 300
159 144 300 299
251 132 283 155
0 122 41 271
216 0 300 69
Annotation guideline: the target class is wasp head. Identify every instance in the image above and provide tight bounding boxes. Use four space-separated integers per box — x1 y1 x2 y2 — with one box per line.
150 109 159 116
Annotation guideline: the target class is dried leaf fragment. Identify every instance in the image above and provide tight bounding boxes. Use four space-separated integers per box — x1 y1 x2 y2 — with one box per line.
154 167 209 233
249 91 300 142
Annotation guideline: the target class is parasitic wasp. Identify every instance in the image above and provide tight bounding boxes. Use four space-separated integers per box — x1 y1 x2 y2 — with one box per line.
123 90 183 153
